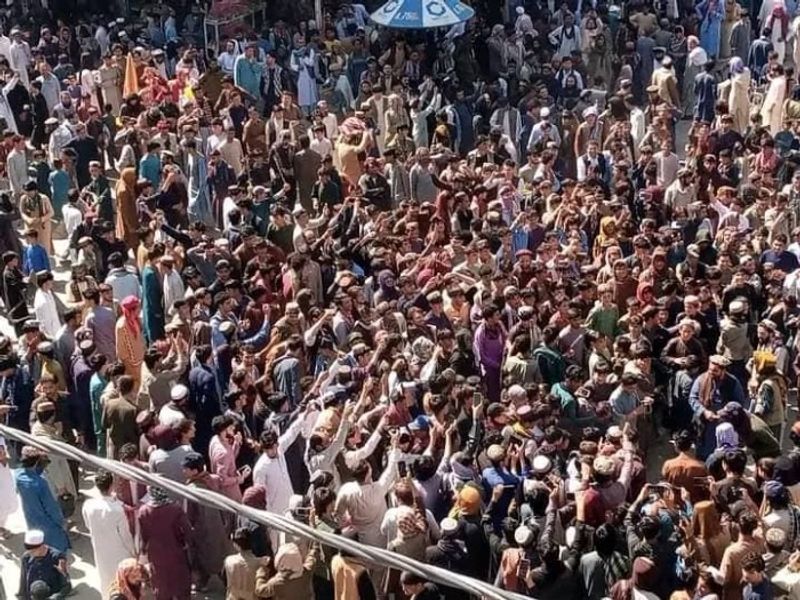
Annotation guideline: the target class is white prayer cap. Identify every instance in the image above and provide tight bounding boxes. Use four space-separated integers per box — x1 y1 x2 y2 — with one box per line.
540 107 551 119
170 384 189 401
514 525 534 545
507 384 526 399
532 455 552 474
24 530 44 546
582 106 598 119
516 6 525 14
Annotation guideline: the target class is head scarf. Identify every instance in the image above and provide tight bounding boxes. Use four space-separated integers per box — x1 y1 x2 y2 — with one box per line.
242 485 267 509
108 558 145 600
729 56 745 75
378 270 399 301
120 296 141 337
715 422 739 449
147 486 172 507
457 485 482 516
597 218 617 247
274 542 304 579
636 281 654 304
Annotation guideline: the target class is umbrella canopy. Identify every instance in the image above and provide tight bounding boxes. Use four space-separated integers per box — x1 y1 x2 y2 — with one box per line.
370 0 474 29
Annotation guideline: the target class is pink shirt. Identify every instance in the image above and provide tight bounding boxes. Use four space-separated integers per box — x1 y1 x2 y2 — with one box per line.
209 434 242 502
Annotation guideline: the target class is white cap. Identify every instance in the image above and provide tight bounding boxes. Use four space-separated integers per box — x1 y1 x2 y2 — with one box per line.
516 5 525 14
24 529 44 546
729 300 746 314
532 455 552 473
514 525 534 545
507 384 526 399
540 107 550 119
170 384 189 401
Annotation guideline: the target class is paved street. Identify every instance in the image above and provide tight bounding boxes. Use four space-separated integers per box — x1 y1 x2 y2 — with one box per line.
0 235 226 600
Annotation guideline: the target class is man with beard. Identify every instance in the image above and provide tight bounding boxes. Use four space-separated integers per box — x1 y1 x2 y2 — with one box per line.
84 160 113 223
47 117 73 163
52 90 77 123
689 354 747 458
268 129 296 198
717 299 754 390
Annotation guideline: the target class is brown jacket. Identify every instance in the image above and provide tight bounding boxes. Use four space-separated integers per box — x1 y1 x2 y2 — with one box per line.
101 392 139 459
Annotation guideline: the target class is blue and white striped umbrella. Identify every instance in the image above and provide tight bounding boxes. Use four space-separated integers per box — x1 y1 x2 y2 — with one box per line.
370 0 475 29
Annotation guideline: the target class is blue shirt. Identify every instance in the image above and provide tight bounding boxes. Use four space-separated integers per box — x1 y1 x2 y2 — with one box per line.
48 169 70 211
139 153 161 188
760 249 799 274
744 579 773 600
22 243 49 275
481 466 520 530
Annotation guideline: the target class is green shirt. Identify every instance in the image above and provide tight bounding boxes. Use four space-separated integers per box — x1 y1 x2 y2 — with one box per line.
586 305 620 339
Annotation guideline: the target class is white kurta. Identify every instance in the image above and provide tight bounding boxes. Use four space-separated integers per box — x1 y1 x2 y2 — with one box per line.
792 16 800 69
7 149 26 197
290 49 318 109
334 450 398 548
0 76 18 135
8 41 31 88
80 69 100 111
760 74 787 136
0 36 10 63
770 20 788 63
252 415 304 517
81 495 136 596
34 289 61 339
0 439 18 527
162 270 185 315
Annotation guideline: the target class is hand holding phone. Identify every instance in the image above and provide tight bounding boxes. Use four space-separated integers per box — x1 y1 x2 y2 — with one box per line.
517 558 530 579
237 465 252 481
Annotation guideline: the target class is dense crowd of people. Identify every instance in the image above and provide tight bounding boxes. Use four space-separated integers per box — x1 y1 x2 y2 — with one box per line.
4 0 800 599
